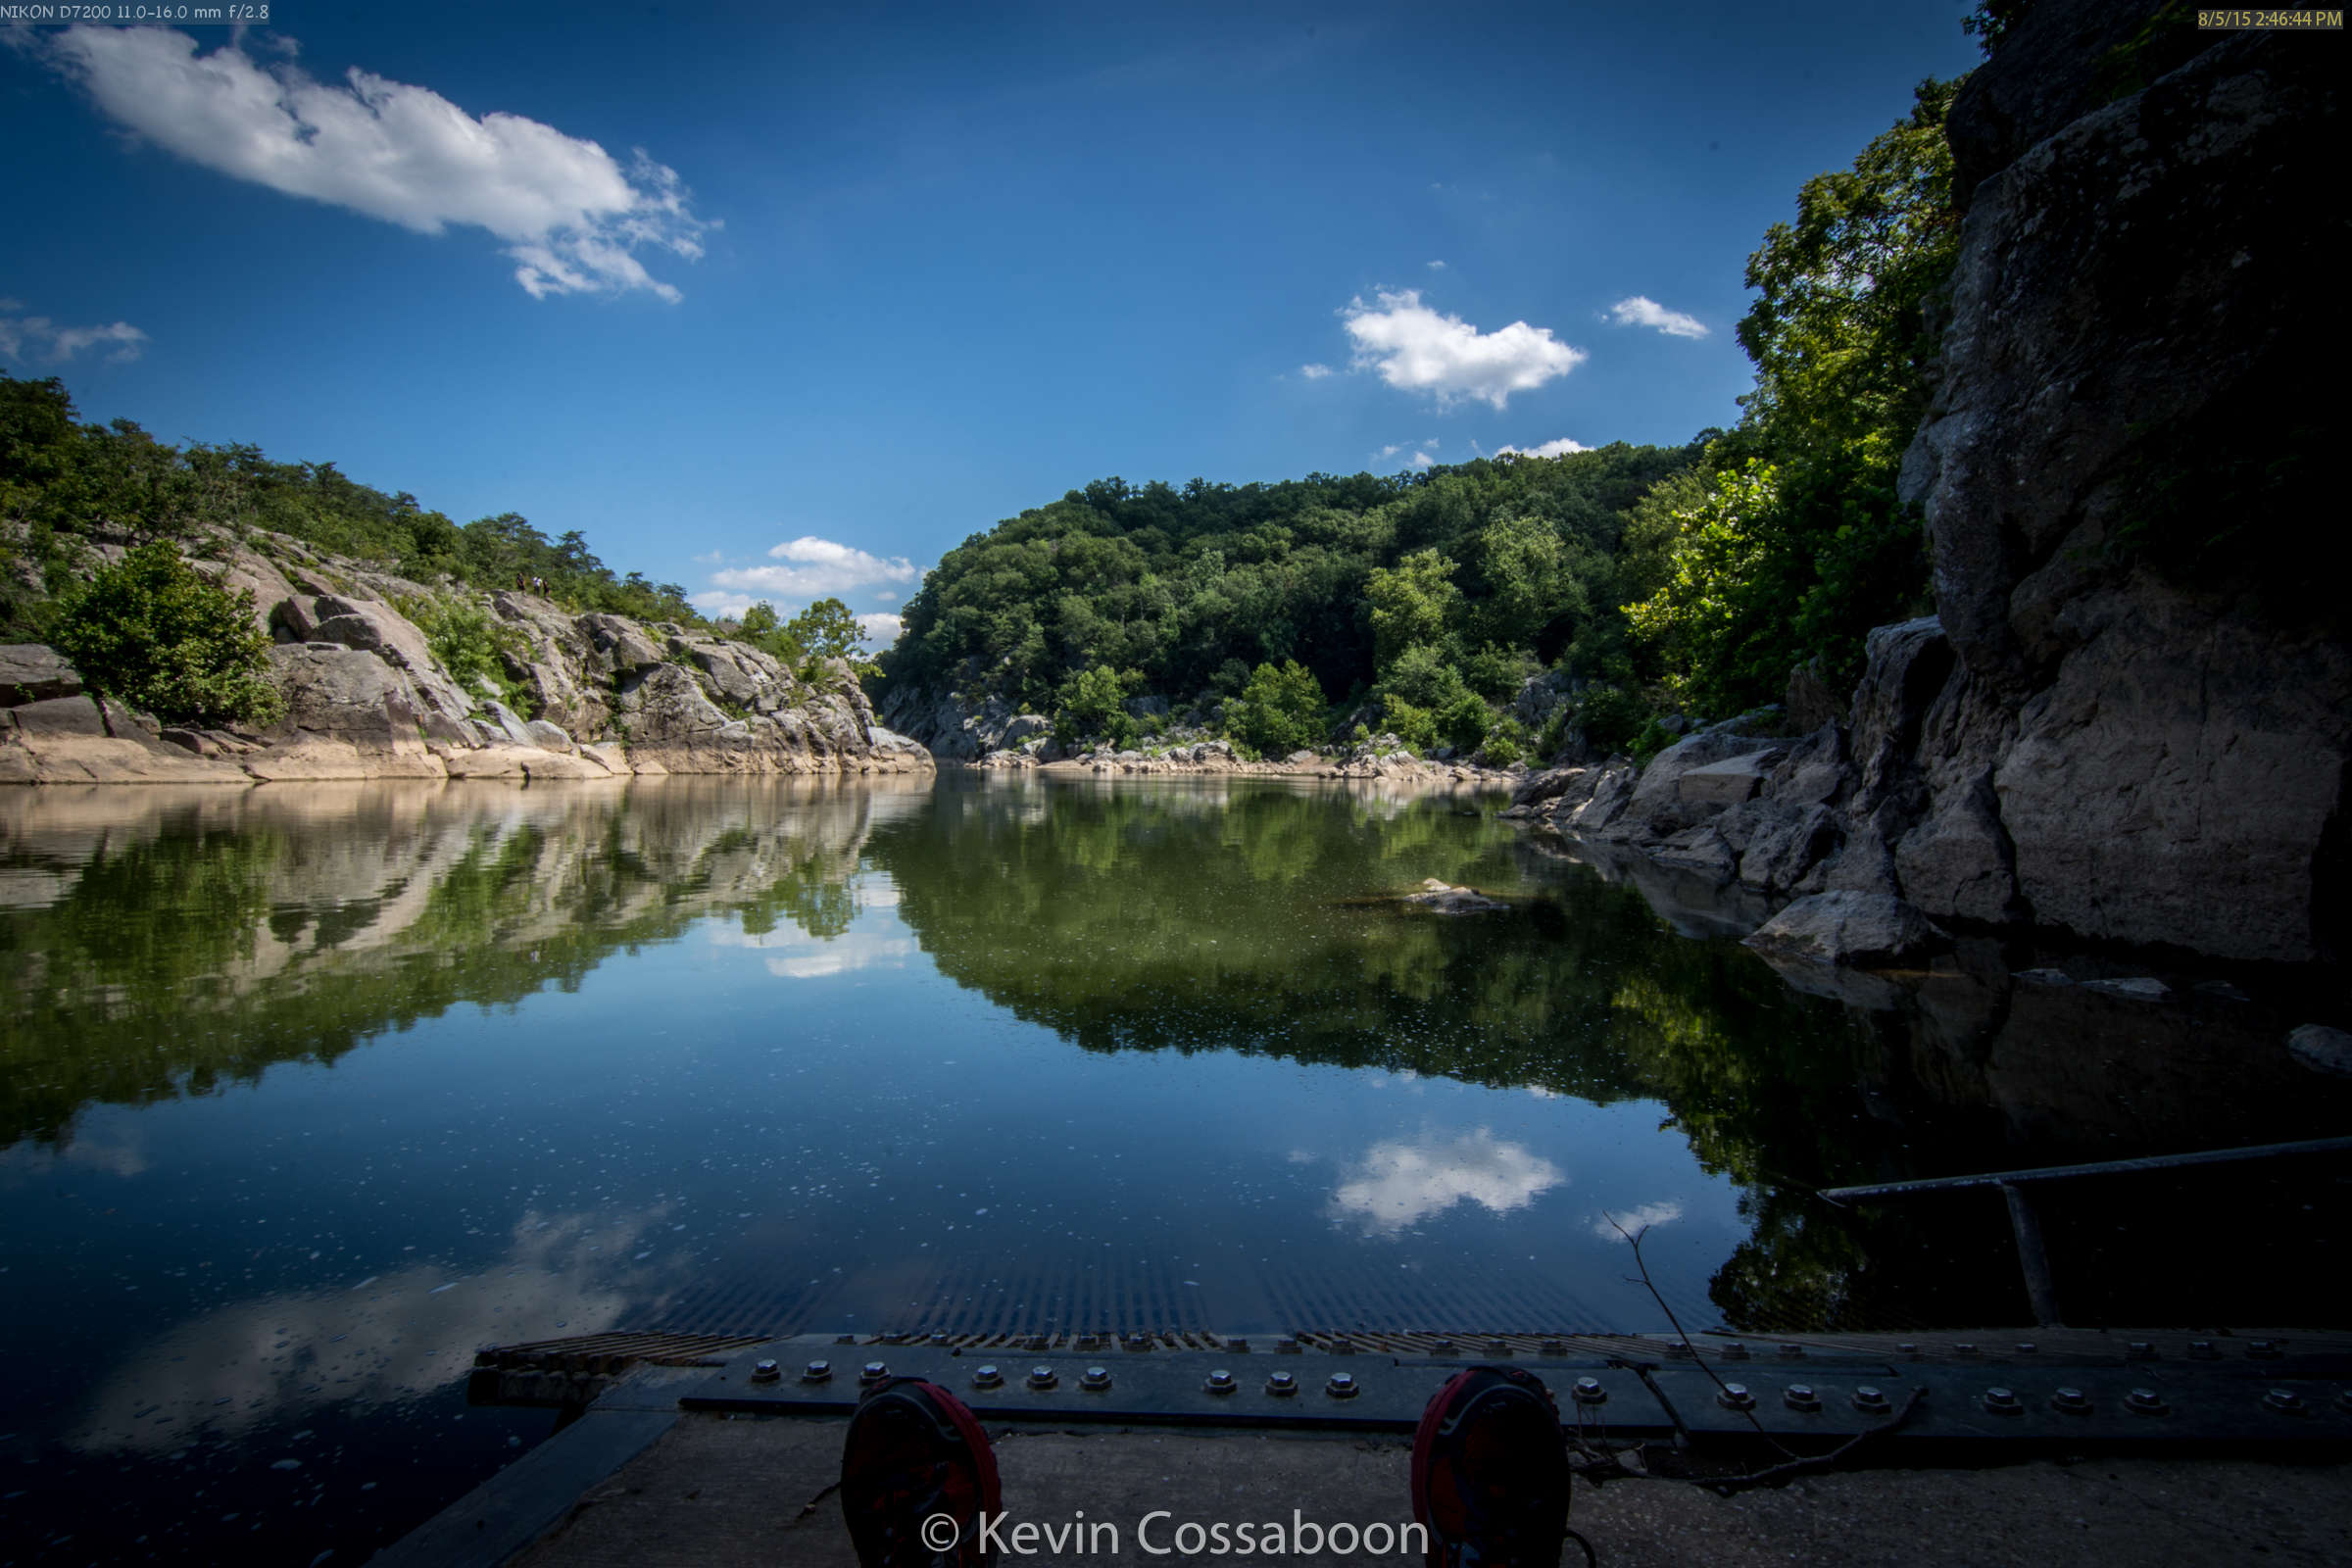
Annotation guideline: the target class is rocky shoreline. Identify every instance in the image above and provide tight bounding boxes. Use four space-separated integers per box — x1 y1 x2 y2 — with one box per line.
1 532 930 786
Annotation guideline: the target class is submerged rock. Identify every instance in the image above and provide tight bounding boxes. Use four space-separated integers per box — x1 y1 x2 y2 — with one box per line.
2286 1025 2352 1079
1402 878 1508 914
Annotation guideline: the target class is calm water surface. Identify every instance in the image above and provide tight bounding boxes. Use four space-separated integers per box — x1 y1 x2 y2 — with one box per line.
4 774 2345 1563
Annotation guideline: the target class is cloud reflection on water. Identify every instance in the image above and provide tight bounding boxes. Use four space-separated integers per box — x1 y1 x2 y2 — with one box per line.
70 1205 672 1453
1326 1128 1564 1237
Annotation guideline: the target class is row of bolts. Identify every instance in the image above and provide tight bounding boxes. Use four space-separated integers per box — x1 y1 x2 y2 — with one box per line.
745 1358 2350 1416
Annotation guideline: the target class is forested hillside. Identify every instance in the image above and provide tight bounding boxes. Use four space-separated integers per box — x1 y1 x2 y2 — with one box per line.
0 374 704 641
883 76 1965 762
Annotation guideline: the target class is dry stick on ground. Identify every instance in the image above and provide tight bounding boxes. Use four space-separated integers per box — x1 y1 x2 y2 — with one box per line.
1603 1213 1798 1463
1704 1385 1929 1494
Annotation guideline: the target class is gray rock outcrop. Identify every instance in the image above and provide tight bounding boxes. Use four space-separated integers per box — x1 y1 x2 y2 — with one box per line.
3 540 930 785
1517 4 2346 968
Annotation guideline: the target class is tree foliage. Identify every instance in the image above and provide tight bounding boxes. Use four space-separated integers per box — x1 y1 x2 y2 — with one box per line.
0 371 698 641
51 540 284 727
1225 659 1328 757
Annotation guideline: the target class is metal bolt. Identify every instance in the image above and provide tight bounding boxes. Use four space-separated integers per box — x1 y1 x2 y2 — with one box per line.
1276 1338 1301 1354
1784 1385 1821 1412
1487 1339 1510 1356
1852 1386 1890 1414
751 1359 780 1383
1326 1372 1359 1399
1429 1338 1456 1353
1266 1370 1298 1396
1954 1343 1979 1357
859 1361 889 1385
2126 1388 2169 1416
2051 1387 2091 1414
1081 1366 1112 1392
1777 1344 1806 1359
971 1365 1003 1390
1204 1369 1236 1395
1225 1339 1250 1353
803 1360 833 1384
1666 1343 1694 1359
835 1334 858 1345
1541 1339 1569 1357
2263 1389 2306 1415
1331 1336 1356 1354
1027 1365 1057 1391
1983 1387 2021 1414
1573 1377 1607 1405
2015 1344 2037 1355
931 1333 952 1348
2190 1341 2220 1360
1720 1342 1749 1360
1075 1335 1102 1351
1898 1344 1920 1359
2249 1340 2283 1359
1717 1383 1755 1411
2128 1342 2156 1359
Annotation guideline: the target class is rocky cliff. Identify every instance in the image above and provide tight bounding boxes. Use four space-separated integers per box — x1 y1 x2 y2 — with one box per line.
0 529 930 785
1518 2 2346 968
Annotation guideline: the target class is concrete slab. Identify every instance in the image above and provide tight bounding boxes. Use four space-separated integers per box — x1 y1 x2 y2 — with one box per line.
507 1412 2352 1567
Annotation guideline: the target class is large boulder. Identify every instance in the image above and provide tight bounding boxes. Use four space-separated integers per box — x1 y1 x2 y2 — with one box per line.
305 595 472 722
1603 731 1788 843
0 645 82 706
268 642 423 742
1743 891 1949 969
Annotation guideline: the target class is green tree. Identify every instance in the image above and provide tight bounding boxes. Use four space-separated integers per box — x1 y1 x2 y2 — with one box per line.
1665 76 1963 708
52 540 284 727
1365 549 1461 669
1225 659 1327 756
1054 662 1143 749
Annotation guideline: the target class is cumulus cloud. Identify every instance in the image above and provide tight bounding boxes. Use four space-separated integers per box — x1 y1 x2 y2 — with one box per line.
1327 1128 1564 1237
1298 362 1334 379
873 590 899 604
857 612 905 647
0 304 148 364
1426 259 1447 270
1495 436 1591 459
708 536 918 601
1605 295 1709 339
1340 288 1585 410
39 25 706 301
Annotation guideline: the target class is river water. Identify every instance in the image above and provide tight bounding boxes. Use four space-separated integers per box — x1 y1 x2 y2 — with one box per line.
3 775 2345 1562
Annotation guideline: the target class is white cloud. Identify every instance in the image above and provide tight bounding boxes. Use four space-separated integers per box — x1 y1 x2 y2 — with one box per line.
1375 443 1401 459
691 549 725 565
1341 288 1585 410
766 932 916 979
0 306 148 364
1606 295 1709 339
690 591 760 620
1495 436 1592 460
1426 259 1447 270
1327 1128 1564 1237
708 536 918 602
1298 362 1334 379
40 25 706 301
1592 1200 1684 1240
873 589 899 604
1408 449 1436 469
857 612 904 647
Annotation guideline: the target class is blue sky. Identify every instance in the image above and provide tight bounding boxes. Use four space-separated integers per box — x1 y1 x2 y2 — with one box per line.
2 2 1980 641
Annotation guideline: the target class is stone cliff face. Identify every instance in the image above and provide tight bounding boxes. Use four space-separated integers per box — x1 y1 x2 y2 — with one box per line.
0 530 931 786
1521 2 2346 967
